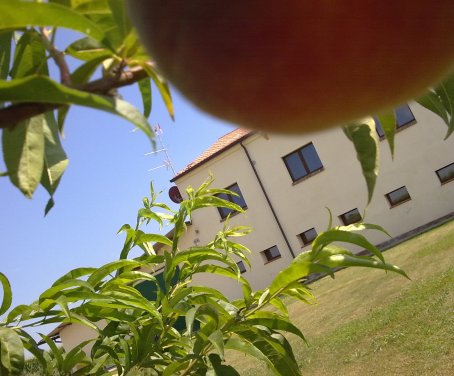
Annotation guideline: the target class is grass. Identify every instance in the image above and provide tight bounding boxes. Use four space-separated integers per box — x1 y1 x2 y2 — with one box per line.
232 220 454 375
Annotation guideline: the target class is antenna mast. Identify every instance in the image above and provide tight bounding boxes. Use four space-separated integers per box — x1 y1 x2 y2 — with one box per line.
145 124 176 175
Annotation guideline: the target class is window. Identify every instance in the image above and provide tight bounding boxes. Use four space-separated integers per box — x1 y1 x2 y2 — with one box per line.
375 104 416 138
339 208 362 225
435 162 454 184
261 245 281 263
236 261 247 274
283 142 323 182
298 228 318 247
216 183 247 219
385 186 411 207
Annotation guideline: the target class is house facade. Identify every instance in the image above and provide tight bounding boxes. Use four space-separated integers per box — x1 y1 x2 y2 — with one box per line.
170 102 454 298
54 102 454 351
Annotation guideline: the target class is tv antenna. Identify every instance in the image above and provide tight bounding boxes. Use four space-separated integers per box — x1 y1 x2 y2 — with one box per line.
145 124 176 176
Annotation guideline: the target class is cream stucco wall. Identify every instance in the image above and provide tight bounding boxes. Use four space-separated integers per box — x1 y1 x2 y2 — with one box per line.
174 102 454 298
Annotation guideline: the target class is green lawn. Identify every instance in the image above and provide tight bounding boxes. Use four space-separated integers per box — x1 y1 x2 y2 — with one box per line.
234 220 454 375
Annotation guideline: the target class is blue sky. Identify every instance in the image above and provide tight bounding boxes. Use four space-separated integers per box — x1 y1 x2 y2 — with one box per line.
0 65 235 312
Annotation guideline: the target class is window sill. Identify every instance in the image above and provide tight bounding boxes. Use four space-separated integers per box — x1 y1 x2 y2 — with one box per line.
440 178 454 185
263 255 282 265
388 198 412 208
291 168 324 186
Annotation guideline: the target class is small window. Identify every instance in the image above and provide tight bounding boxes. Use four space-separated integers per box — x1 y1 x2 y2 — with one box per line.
283 143 323 182
385 186 411 207
339 208 362 226
435 162 454 184
217 183 247 219
236 261 247 274
375 105 416 138
261 245 281 263
298 228 318 247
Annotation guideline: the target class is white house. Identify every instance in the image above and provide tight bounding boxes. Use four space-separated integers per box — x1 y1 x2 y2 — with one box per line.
54 102 454 350
169 102 454 298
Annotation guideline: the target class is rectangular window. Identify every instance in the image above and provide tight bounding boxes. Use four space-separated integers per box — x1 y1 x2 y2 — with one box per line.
217 183 247 219
435 162 454 184
385 186 411 207
236 261 247 274
283 143 323 182
375 104 416 138
298 228 318 247
261 245 281 263
339 208 362 225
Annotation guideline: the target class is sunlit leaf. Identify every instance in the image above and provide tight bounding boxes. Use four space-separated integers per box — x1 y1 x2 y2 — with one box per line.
0 272 12 316
375 111 396 157
0 1 106 42
138 78 152 118
0 75 155 141
343 118 379 204
65 37 112 61
0 327 24 376
40 112 68 215
2 115 45 198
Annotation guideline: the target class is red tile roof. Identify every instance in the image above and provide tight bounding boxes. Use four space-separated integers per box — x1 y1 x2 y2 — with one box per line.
171 128 254 182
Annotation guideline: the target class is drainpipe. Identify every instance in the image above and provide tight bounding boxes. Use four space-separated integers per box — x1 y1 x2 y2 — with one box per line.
240 142 296 259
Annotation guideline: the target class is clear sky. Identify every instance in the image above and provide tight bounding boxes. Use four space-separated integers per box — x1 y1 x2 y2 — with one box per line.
0 29 236 314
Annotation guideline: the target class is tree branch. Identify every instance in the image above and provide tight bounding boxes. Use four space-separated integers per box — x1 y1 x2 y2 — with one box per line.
0 66 150 129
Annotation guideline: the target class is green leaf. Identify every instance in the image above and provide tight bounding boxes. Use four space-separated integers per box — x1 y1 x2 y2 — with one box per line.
0 1 106 42
232 328 301 376
376 111 396 157
40 112 68 215
0 328 24 376
134 231 173 248
244 312 306 341
0 75 155 141
343 118 379 204
87 259 144 287
0 272 12 316
417 73 454 139
207 354 240 376
137 62 174 120
268 252 332 297
39 334 64 370
2 115 45 198
316 246 409 278
208 330 225 360
138 78 152 118
17 330 48 376
312 227 385 263
0 32 12 81
65 37 112 61
10 30 48 79
53 267 97 286
107 0 132 41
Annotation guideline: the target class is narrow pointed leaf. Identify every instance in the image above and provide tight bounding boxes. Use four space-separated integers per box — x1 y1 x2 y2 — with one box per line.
2 115 45 198
376 111 396 157
138 78 152 117
0 272 12 316
0 32 12 81
343 118 379 204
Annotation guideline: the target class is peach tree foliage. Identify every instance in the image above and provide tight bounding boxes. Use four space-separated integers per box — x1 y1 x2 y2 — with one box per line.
0 1 453 213
0 177 408 376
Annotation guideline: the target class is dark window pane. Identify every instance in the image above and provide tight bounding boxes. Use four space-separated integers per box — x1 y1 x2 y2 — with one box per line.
386 186 411 207
285 152 307 180
237 261 247 273
374 116 385 138
339 208 362 225
299 228 317 246
301 143 323 172
436 162 454 184
229 184 247 208
262 245 281 262
396 105 415 127
216 183 247 219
